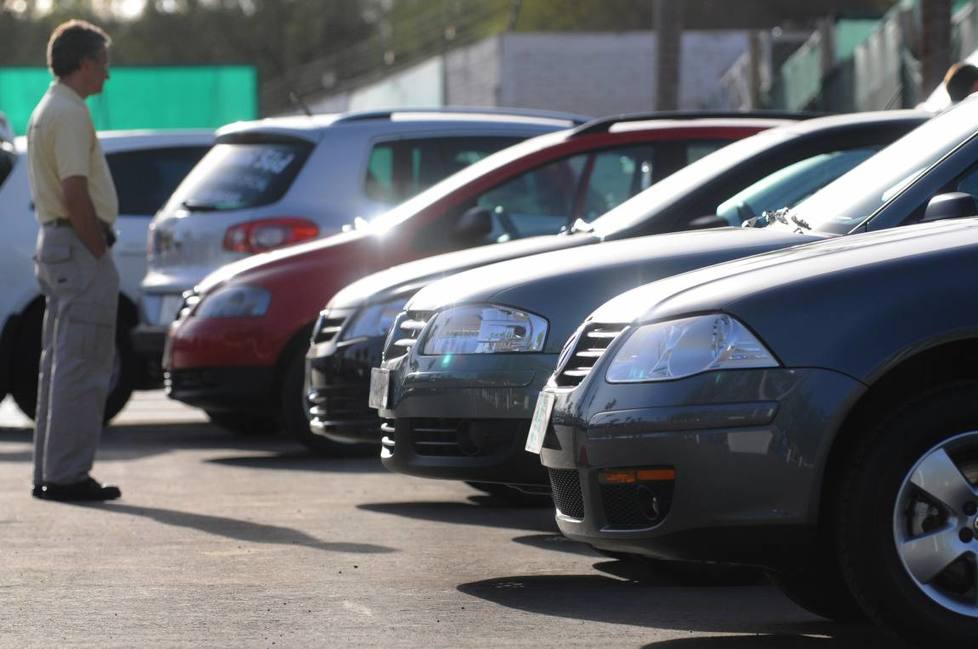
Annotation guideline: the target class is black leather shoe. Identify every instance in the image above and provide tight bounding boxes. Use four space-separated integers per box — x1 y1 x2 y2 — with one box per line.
42 477 121 502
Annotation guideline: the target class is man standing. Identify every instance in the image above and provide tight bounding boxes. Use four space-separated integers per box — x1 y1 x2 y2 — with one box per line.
29 19 121 501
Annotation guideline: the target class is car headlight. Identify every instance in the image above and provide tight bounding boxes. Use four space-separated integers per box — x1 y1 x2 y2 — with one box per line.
194 285 271 319
605 314 778 382
421 304 548 354
340 296 410 341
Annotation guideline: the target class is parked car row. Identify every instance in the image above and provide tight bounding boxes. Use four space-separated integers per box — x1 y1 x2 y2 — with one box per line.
159 98 978 643
6 99 975 643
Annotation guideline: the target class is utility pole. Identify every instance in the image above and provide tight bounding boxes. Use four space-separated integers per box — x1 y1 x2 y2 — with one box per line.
654 0 682 111
920 0 952 95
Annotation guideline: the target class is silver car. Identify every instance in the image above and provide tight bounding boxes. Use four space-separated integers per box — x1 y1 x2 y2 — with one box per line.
135 108 585 380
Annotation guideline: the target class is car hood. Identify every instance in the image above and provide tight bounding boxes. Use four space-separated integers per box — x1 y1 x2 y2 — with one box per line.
594 219 978 325
196 228 370 294
408 227 819 352
329 233 597 309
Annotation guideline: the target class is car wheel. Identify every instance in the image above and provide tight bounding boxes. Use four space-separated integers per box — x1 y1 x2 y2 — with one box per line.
205 410 278 436
11 304 136 423
766 547 865 622
837 382 978 645
465 481 553 507
280 350 373 456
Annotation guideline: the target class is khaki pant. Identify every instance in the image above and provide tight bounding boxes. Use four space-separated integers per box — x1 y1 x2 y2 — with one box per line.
33 225 118 486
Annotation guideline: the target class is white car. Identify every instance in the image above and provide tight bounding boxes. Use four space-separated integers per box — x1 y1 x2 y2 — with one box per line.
135 108 586 383
0 130 213 420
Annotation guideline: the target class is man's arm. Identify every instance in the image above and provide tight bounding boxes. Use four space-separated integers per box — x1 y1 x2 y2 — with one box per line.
61 175 106 259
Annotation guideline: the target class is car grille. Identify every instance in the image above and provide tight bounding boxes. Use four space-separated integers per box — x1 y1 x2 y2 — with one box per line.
600 481 674 530
554 323 627 387
405 418 523 457
548 468 584 520
306 384 372 424
382 310 432 360
311 309 347 344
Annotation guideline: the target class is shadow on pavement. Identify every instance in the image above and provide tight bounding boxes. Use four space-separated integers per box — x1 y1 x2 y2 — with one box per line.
77 502 397 554
207 453 386 473
457 573 887 645
593 559 763 587
510 533 603 557
641 630 896 648
358 500 558 533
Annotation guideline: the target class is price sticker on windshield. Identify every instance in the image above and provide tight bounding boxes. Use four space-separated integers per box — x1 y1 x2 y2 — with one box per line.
525 391 556 454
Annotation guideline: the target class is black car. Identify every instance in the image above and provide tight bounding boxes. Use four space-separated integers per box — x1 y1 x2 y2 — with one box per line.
535 217 978 646
307 110 924 452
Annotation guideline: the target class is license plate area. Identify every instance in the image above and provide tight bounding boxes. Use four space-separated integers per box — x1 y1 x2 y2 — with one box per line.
368 367 391 410
525 390 556 454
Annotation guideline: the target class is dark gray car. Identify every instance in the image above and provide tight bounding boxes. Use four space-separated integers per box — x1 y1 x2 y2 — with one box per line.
308 110 923 448
535 217 978 646
375 97 978 493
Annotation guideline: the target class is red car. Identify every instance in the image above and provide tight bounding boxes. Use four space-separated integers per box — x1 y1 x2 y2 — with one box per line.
163 114 785 442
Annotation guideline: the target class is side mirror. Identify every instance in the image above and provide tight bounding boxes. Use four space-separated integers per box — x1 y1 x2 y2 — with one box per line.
922 192 978 223
686 214 729 230
454 206 493 242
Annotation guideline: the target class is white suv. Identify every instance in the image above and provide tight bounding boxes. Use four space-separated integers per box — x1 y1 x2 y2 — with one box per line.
0 130 213 420
135 108 585 383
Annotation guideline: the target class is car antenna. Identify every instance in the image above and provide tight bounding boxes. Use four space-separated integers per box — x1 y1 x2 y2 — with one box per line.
289 91 312 117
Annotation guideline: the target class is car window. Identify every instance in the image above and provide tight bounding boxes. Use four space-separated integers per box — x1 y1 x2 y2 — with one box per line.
954 164 978 198
686 140 729 164
579 145 656 221
169 141 312 212
106 146 209 216
715 147 878 225
474 153 588 241
365 137 521 205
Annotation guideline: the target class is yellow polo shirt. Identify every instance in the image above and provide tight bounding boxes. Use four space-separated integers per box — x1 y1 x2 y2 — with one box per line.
27 82 118 226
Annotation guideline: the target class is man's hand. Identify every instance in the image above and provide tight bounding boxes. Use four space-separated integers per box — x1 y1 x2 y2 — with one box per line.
61 175 106 259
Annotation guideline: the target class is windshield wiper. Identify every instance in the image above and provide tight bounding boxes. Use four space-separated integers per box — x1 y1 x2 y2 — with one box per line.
789 213 812 231
180 199 223 212
567 217 594 234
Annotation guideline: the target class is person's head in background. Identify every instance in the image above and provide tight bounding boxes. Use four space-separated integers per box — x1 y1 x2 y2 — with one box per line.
944 62 978 103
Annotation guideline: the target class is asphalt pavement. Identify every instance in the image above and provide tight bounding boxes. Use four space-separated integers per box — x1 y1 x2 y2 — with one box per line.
0 391 897 648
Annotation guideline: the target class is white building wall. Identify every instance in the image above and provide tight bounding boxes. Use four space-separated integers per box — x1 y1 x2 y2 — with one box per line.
444 35 502 107
497 32 749 115
303 31 749 116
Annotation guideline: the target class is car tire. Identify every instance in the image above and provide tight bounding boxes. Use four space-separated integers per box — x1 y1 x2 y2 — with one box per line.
465 481 553 507
766 549 865 622
837 382 978 645
280 350 373 456
11 304 136 424
205 410 278 436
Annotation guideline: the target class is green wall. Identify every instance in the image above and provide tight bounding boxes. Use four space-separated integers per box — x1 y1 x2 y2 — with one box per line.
0 66 257 136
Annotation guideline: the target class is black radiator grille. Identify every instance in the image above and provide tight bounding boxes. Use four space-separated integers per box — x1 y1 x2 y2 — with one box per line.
554 323 627 387
548 468 584 520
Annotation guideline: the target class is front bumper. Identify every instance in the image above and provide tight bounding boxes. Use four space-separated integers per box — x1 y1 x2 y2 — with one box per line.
306 334 384 444
378 352 559 487
165 366 277 412
538 367 865 570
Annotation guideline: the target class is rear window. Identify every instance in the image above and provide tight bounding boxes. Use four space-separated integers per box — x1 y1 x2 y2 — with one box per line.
171 141 312 211
107 146 209 216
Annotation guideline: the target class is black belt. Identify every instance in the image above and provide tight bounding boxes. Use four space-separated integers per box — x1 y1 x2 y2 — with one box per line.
45 218 116 248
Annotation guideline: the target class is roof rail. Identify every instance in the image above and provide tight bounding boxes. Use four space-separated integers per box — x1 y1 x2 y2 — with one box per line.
571 110 826 136
333 106 591 126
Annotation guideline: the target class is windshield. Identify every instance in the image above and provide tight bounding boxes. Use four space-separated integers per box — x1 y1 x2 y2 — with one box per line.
716 148 878 225
791 101 977 234
366 130 569 233
588 126 794 237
